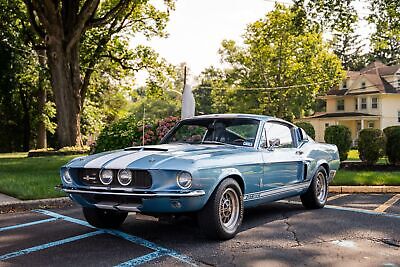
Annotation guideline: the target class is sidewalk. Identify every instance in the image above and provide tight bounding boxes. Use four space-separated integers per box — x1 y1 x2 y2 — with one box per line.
0 193 19 203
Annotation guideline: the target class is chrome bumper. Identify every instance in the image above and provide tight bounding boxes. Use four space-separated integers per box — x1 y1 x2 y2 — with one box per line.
62 187 206 198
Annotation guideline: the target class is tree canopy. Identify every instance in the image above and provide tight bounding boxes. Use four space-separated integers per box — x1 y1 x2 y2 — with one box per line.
197 4 344 120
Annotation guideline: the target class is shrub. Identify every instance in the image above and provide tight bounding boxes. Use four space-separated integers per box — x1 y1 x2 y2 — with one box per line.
94 115 157 153
358 129 385 165
156 116 180 141
383 126 400 165
295 121 315 139
324 125 352 161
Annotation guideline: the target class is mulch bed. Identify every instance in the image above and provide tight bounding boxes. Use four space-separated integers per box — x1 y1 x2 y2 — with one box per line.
340 162 400 171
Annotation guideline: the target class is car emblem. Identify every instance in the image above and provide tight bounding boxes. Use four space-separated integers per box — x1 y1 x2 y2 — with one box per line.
83 175 96 181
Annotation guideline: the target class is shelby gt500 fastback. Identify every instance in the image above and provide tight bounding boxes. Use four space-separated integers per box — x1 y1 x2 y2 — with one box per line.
60 114 339 240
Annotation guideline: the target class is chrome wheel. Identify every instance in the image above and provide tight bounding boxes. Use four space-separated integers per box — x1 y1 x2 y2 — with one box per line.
219 187 240 233
315 172 327 203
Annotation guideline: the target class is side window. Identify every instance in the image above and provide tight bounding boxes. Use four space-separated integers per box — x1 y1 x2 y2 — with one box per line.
264 122 294 148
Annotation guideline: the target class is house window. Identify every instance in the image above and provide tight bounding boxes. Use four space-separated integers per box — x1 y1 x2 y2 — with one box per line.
337 99 344 111
356 122 362 132
398 111 400 123
368 122 375 128
355 98 358 110
372 97 378 109
361 81 366 89
397 73 400 89
361 98 367 109
342 81 347 89
325 123 329 128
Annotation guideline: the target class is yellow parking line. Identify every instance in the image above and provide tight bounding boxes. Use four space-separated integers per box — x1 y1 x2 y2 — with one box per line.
374 194 400 213
327 194 350 202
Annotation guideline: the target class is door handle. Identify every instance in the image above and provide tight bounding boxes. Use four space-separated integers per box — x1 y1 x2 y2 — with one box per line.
296 150 304 155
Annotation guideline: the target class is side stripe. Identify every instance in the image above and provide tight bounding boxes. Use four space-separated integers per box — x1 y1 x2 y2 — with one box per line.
244 182 310 201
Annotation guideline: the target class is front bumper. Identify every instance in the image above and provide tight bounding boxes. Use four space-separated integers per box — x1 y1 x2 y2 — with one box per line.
60 186 207 213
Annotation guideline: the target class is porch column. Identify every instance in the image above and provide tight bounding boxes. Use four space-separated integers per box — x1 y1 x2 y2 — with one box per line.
361 118 364 130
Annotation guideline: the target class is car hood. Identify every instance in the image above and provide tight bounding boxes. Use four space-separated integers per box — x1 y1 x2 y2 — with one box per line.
67 143 252 170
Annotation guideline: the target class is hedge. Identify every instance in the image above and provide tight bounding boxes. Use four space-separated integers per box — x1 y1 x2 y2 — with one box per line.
294 122 315 139
358 128 385 165
28 146 90 157
324 125 352 161
383 126 400 165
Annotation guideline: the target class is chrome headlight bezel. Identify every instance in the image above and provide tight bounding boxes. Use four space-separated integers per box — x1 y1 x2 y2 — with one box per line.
176 171 192 189
62 168 73 184
118 169 133 186
99 169 113 185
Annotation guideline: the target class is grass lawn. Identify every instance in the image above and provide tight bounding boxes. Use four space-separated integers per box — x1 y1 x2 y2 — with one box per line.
332 170 400 186
0 153 82 200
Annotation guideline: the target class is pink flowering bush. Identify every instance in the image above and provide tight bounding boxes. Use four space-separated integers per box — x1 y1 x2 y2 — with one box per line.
156 116 180 141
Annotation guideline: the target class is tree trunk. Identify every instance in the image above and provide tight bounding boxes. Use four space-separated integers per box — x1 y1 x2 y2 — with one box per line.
37 49 47 149
46 35 82 148
19 88 31 151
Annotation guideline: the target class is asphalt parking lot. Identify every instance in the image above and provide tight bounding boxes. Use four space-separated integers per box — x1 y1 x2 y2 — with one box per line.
1 193 399 267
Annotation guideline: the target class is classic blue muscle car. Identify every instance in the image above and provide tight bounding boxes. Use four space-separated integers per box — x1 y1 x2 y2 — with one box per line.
60 114 339 239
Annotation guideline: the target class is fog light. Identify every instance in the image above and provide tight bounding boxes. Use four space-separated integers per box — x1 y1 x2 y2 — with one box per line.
176 171 192 189
62 169 73 184
118 169 132 186
100 169 113 185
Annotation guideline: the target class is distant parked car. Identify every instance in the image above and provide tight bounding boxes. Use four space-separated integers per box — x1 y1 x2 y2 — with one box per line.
60 114 340 240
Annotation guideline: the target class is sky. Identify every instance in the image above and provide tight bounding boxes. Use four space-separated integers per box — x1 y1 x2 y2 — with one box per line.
132 0 371 86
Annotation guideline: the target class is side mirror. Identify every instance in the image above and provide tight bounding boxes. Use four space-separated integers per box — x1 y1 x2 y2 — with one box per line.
268 138 280 150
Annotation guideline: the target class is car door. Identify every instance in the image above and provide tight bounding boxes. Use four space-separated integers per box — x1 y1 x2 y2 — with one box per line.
259 121 304 192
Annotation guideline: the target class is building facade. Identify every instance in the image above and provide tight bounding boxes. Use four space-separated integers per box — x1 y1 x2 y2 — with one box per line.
301 61 400 144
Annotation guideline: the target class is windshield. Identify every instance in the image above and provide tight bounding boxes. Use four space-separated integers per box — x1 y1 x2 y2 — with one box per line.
161 118 260 147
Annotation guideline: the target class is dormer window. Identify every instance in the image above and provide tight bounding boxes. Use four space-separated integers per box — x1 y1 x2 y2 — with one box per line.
337 99 344 111
397 73 400 89
361 81 366 90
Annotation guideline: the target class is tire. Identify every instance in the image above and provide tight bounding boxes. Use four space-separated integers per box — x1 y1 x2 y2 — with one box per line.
82 207 128 228
300 166 328 209
197 178 244 240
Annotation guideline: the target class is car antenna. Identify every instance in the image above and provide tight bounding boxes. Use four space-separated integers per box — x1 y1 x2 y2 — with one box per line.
142 104 146 147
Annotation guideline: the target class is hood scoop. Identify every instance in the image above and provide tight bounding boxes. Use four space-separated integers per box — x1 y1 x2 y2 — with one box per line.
124 146 168 152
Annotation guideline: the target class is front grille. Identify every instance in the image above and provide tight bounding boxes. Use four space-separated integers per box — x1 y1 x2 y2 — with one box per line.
76 168 152 189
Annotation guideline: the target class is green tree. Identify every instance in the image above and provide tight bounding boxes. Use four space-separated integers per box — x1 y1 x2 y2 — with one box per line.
368 0 400 64
23 0 175 147
201 4 344 120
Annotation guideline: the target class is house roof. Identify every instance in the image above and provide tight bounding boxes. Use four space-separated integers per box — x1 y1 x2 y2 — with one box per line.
325 61 400 96
306 112 378 119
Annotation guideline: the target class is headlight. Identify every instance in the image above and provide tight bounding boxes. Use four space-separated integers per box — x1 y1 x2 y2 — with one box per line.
62 169 73 184
100 169 113 185
118 169 132 186
176 171 192 189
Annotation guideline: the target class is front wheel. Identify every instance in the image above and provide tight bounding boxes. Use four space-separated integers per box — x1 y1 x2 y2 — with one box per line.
82 207 128 228
300 166 328 209
197 178 244 240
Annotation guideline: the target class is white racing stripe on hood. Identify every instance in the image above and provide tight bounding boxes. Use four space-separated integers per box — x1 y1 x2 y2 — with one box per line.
84 151 130 168
103 151 156 169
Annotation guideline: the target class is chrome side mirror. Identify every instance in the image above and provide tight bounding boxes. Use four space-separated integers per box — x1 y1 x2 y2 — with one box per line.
267 138 280 151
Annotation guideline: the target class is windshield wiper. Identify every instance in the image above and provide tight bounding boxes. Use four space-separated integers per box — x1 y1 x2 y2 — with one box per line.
200 140 228 145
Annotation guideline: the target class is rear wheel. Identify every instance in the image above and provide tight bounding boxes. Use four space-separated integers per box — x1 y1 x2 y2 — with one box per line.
300 166 328 209
82 207 128 228
197 178 243 240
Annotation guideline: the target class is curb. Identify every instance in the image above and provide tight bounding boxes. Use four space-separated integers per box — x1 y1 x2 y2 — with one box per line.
0 197 73 214
330 186 400 193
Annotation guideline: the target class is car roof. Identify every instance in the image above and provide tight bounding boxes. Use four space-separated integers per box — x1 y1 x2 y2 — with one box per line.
184 114 296 127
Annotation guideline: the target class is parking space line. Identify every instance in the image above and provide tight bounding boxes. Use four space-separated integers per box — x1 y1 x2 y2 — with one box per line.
374 194 400 213
327 194 350 202
0 230 103 261
115 251 166 267
33 209 198 266
0 218 57 232
280 200 400 219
